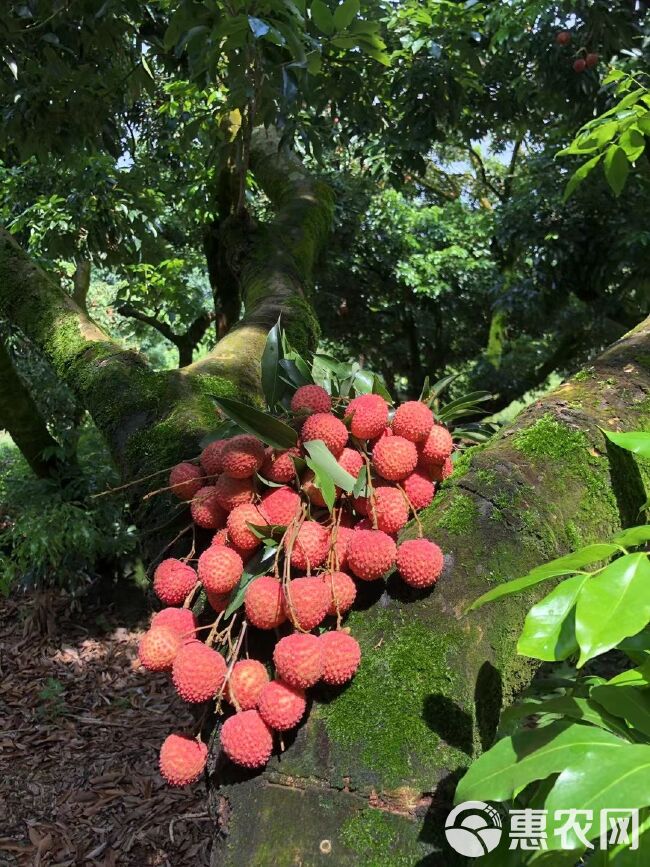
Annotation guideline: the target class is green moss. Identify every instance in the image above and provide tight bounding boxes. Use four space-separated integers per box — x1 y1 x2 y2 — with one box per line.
513 413 587 460
573 369 591 382
451 448 475 477
565 520 583 549
340 809 415 866
475 468 497 487
435 492 479 535
285 295 320 356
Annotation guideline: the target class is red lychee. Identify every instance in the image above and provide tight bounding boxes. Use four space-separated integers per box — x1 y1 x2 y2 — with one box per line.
331 525 354 571
555 30 571 46
573 58 586 73
169 462 203 501
221 435 265 479
401 470 434 510
226 659 270 710
291 384 332 415
206 589 229 613
159 734 207 786
283 577 330 630
198 544 243 594
347 529 397 581
138 626 181 671
257 680 306 731
419 425 453 467
191 486 227 529
244 576 286 629
274 633 323 688
321 570 356 616
392 401 434 443
301 413 348 457
153 559 197 605
345 393 388 440
200 439 227 477
373 435 418 481
260 448 300 484
172 641 227 703
261 486 301 526
396 539 444 588
585 52 599 68
226 503 267 551
214 474 255 511
319 631 361 685
338 447 364 479
427 456 453 483
151 607 197 642
220 709 273 768
286 521 330 571
369 486 409 535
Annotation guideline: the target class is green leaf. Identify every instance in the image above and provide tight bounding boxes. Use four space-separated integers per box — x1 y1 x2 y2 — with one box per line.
455 720 626 804
352 464 369 498
305 455 336 511
604 145 630 197
576 553 650 667
620 126 646 162
562 154 602 202
517 574 590 661
603 429 650 459
333 0 359 30
371 374 393 402
279 358 312 388
351 368 374 395
224 545 276 618
261 317 284 410
612 525 650 549
213 397 298 450
311 0 334 34
591 684 650 738
427 373 459 403
499 695 632 737
603 659 650 687
302 440 356 492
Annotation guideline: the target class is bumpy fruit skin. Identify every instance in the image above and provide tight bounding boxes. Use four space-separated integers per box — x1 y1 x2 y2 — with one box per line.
347 529 397 581
245 577 286 629
226 503 267 551
286 521 330 571
372 435 418 481
392 401 434 443
159 734 208 787
198 545 243 594
220 710 273 769
301 413 348 457
151 607 197 641
191 486 227 529
138 626 181 671
338 447 364 478
370 486 409 535
291 384 332 415
206 589 229 613
273 633 323 688
283 577 330 630
153 559 197 605
331 526 354 571
261 448 300 484
319 631 361 685
346 394 388 440
257 680 306 731
321 570 357 616
221 435 266 479
169 462 203 501
402 470 435 510
227 659 270 710
419 424 453 466
172 641 227 703
423 455 453 482
214 474 255 511
396 539 444 588
573 58 586 72
261 486 301 526
200 439 227 477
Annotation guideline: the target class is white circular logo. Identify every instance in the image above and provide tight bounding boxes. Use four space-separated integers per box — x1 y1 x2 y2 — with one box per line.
445 800 503 857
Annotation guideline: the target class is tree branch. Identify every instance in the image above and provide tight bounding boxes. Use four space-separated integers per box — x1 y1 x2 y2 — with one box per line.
116 302 216 367
464 142 504 201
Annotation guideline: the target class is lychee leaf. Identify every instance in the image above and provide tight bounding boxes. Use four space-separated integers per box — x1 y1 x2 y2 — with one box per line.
305 455 336 511
261 316 284 410
224 545 276 618
303 439 357 491
212 396 298 449
246 521 286 541
352 465 370 498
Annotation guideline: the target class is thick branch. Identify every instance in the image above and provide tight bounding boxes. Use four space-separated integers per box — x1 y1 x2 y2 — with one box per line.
72 259 91 312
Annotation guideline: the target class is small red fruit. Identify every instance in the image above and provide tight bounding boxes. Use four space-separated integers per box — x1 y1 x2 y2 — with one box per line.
169 462 203 501
555 30 571 46
396 538 444 588
220 709 273 768
573 58 586 73
585 52 599 69
257 680 306 731
159 734 207 786
244 576 286 629
227 659 270 710
153 558 197 605
273 633 323 688
319 631 361 685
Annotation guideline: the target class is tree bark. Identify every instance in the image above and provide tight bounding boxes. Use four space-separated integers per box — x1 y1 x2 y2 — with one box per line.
207 318 650 866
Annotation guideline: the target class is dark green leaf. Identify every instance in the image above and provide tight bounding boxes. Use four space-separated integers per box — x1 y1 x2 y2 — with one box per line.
333 0 359 30
213 397 298 450
591 684 650 738
352 464 370 498
279 358 311 388
261 318 284 410
371 374 393 402
311 0 334 34
604 145 630 197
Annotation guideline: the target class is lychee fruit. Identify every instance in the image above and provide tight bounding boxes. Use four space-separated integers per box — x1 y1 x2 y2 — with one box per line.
338 447 364 478
585 52 598 68
214 474 255 511
191 486 227 529
319 631 361 685
221 435 265 479
301 470 329 508
373 435 418 481
286 521 330 570
200 439 227 477
257 680 306 731
138 626 181 671
220 709 273 768
159 734 208 786
301 413 348 457
291 384 332 415
345 394 388 440
273 633 323 688
392 401 434 443
172 641 227 703
396 539 444 588
198 545 243 594
555 30 571 46
153 558 197 605
347 529 397 581
573 58 586 73
427 456 453 483
401 470 434 510
206 589 230 613
261 486 301 526
226 659 270 710
244 576 286 629
321 570 356 616
151 607 197 641
331 525 354 570
169 462 203 501
419 425 453 467
369 486 409 535
226 503 267 551
261 448 300 484
283 577 330 630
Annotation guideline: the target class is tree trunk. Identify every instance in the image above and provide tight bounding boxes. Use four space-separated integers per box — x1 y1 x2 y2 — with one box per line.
207 318 650 866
